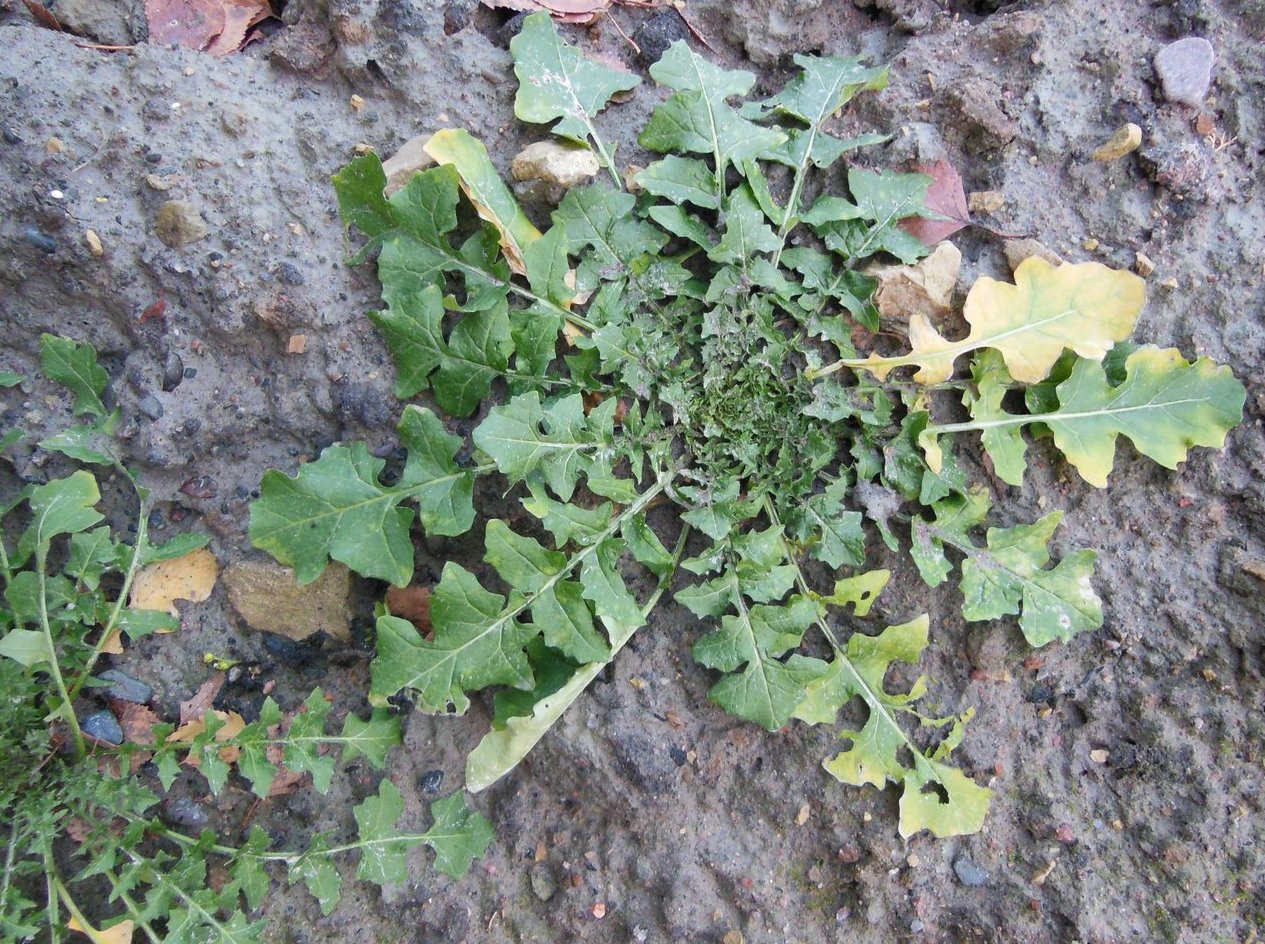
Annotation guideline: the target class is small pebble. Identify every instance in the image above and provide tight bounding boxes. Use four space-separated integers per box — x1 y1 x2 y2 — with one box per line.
350 93 366 112
274 261 305 286
162 351 185 391
85 229 104 256
1154 37 1215 106
82 709 124 745
591 902 607 919
46 136 65 153
1091 122 1142 161
2 126 21 145
99 669 154 705
968 190 1005 213
23 226 57 253
155 200 209 249
953 855 990 887
137 394 164 420
179 476 218 500
418 768 444 794
1134 252 1156 277
529 862 557 902
161 794 209 829
287 334 308 355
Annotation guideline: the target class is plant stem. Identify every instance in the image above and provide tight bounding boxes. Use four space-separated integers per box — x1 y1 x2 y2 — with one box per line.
68 475 148 702
102 868 163 944
36 546 85 756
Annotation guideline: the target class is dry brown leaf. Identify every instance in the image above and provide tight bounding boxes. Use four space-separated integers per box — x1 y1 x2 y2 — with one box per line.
100 626 124 655
900 160 970 246
204 0 269 56
130 548 219 617
146 0 224 48
480 0 612 23
116 702 160 746
145 0 268 54
67 917 134 944
385 585 433 636
22 0 63 31
179 673 225 726
65 818 91 843
267 767 306 796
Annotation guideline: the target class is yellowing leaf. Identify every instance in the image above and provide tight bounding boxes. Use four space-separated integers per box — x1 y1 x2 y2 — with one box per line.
424 129 541 275
167 709 247 763
129 548 219 617
852 258 1145 384
67 916 134 944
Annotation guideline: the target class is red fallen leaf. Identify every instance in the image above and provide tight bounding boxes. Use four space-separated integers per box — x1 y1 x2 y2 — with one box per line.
205 0 270 57
900 159 970 246
178 672 225 726
480 0 611 24
22 0 63 31
146 0 269 54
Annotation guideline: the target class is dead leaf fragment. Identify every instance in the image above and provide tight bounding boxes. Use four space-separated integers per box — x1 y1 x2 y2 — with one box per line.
67 917 134 944
385 584 432 635
900 160 969 245
481 0 612 23
130 547 219 617
145 0 269 55
868 241 961 323
794 802 811 826
179 673 226 726
168 709 246 764
22 0 63 31
117 702 160 746
223 558 352 642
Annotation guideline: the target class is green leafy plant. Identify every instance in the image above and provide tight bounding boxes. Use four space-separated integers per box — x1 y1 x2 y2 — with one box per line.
0 337 492 942
250 13 1245 839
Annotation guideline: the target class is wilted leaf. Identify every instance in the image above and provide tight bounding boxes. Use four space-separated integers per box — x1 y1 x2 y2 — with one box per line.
129 547 219 617
424 129 540 274
923 346 1247 488
794 615 992 837
66 916 134 944
856 258 1145 384
179 674 225 726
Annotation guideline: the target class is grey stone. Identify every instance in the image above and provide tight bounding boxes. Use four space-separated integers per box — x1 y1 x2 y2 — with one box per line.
162 794 209 830
82 709 124 745
1154 37 1215 106
953 855 990 887
137 394 164 420
529 862 558 902
155 201 209 249
98 669 154 705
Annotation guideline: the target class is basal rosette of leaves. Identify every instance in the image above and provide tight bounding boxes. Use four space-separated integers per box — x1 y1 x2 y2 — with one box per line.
249 13 1246 839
